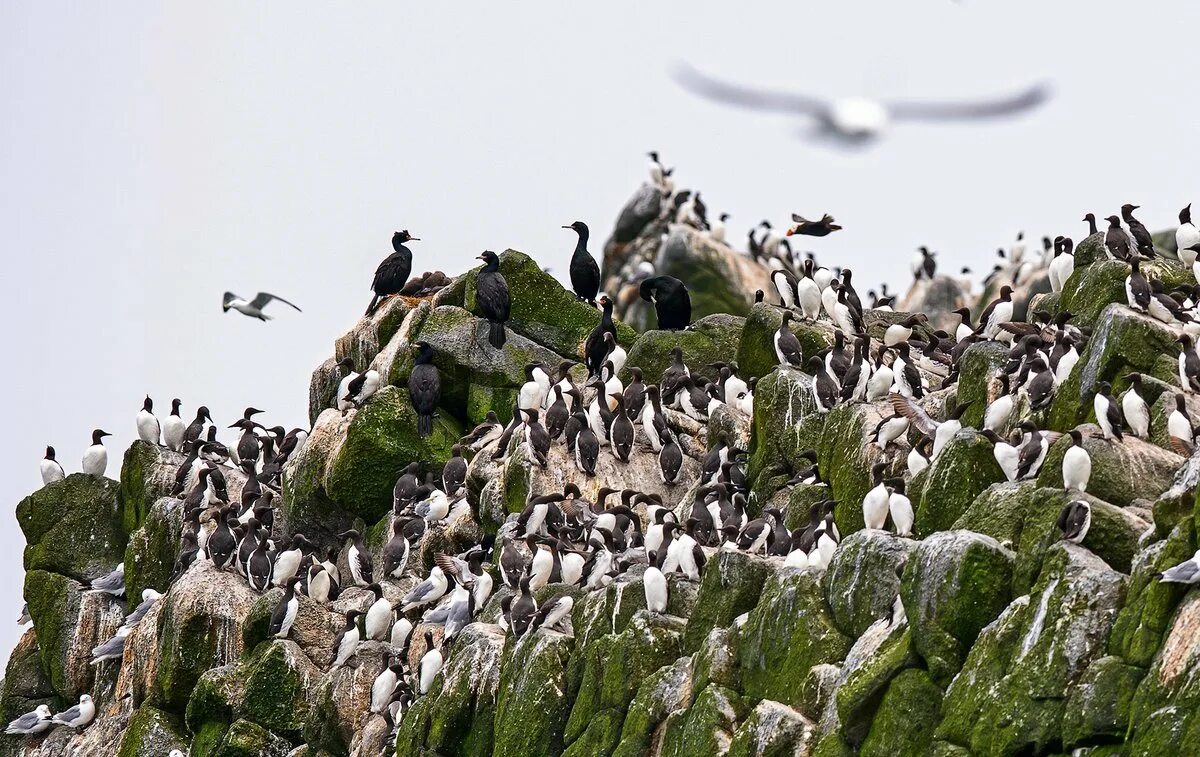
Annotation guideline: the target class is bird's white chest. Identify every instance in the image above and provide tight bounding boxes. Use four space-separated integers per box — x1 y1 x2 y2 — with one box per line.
829 98 889 137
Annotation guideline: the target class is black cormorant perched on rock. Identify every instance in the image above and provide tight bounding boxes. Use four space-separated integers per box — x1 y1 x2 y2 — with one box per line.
409 341 441 438
639 275 692 330
475 251 510 348
564 221 600 305
367 230 419 316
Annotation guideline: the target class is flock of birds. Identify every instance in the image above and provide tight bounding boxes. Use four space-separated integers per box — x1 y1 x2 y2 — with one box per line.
14 154 1200 747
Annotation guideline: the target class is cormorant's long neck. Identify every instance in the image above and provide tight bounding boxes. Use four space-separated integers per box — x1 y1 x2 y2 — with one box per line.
574 228 590 255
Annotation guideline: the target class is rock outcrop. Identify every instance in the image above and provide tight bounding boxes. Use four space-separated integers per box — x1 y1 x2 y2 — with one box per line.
4 182 1199 757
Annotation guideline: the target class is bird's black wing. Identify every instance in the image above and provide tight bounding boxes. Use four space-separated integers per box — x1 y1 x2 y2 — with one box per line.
887 82 1051 122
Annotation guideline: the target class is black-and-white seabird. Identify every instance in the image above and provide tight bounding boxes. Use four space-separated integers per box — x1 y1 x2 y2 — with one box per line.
770 269 798 310
584 296 619 379
1125 258 1151 312
183 405 212 450
338 529 374 587
1048 236 1075 293
1024 356 1055 411
331 610 363 668
573 414 600 476
638 275 692 331
671 62 1050 145
463 411 502 452
885 314 929 347
981 430 1019 482
1169 394 1196 455
609 394 636 463
564 221 600 306
269 576 301 639
417 631 444 694
1104 215 1133 261
887 479 913 537
160 399 184 451
371 654 405 713
1180 335 1200 393
363 583 393 641
1121 204 1156 258
136 396 160 445
1121 373 1150 438
1056 500 1091 544
984 375 1014 432
1093 383 1124 441
475 251 511 349
978 286 1015 340
224 291 302 321
774 312 804 367
82 429 111 476
912 247 937 280
344 364 382 409
1062 429 1092 492
40 446 65 486
409 341 441 438
367 230 418 316
1015 421 1057 480
1179 204 1200 268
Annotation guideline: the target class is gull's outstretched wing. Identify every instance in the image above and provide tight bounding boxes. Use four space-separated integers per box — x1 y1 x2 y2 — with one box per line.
251 292 302 312
887 82 1051 122
671 63 829 116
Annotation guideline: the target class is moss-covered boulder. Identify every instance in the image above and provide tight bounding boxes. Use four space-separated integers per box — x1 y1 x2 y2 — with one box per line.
822 529 915 639
1127 583 1200 754
302 641 387 755
913 429 1005 537
1109 521 1196 667
613 657 695 757
0 629 53 723
210 718 292 757
1047 304 1185 430
388 304 571 427
682 550 775 654
901 530 1014 686
395 623 504 757
859 668 943 757
692 626 738 694
324 385 461 524
237 641 319 741
280 409 356 546
564 612 685 750
833 625 920 746
463 249 637 358
334 295 412 375
116 705 190 757
23 569 123 701
623 313 745 384
736 302 832 381
119 440 184 534
1060 655 1144 750
124 496 184 607
818 403 889 537
151 562 259 715
493 630 575 757
936 544 1126 755
956 483 1147 595
953 341 1011 430
1036 424 1183 507
17 473 125 583
1060 258 1191 323
746 367 824 502
737 567 852 708
726 699 816 757
660 684 745 757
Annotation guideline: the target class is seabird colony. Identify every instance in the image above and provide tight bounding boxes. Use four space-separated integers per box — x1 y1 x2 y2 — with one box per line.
18 152 1200 744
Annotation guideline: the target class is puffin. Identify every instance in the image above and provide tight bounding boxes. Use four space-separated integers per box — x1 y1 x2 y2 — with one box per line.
367 230 419 316
564 221 600 305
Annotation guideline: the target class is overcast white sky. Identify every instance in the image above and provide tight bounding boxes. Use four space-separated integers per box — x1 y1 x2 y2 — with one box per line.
1 2 1196 662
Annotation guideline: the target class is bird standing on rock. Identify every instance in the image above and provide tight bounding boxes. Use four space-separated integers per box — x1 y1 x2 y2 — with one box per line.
564 221 600 305
639 275 692 330
367 230 419 316
475 251 510 348
82 429 111 476
40 446 64 486
409 341 441 438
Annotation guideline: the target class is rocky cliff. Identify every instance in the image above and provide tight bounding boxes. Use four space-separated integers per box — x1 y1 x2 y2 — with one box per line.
3 183 1199 757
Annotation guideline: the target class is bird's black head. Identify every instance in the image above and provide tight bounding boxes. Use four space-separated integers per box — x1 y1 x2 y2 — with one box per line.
477 250 500 268
1182 204 1192 224
647 151 659 162
45 446 55 459
1068 429 1083 445
562 221 589 237
393 230 419 248
1104 215 1121 226
1121 204 1139 217
92 429 111 443
1083 212 1096 223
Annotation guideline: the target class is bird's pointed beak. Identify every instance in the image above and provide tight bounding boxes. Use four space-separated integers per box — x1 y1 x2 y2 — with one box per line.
409 236 420 241
561 225 572 229
785 227 795 236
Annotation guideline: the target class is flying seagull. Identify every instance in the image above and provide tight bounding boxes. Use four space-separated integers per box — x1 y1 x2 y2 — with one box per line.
671 63 1051 144
222 292 302 321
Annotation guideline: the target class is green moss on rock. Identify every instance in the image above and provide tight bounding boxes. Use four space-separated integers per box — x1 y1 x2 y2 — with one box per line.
859 668 943 757
736 302 832 381
117 705 190 757
661 685 745 757
464 249 637 358
822 529 915 639
23 569 80 698
17 473 125 583
738 567 852 708
682 550 774 653
834 627 919 746
1060 258 1191 324
613 657 694 757
746 368 824 502
954 342 1011 430
914 429 1005 537
901 530 1014 686
0 629 53 723
210 718 291 757
818 403 887 537
493 631 575 757
726 699 815 757
1061 655 1143 749
238 641 315 740
1109 521 1195 666
623 313 745 384
1036 426 1183 507
325 385 461 523
124 496 184 606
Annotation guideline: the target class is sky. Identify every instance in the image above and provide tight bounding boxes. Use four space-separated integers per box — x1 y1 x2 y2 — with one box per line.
1 1 1196 663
